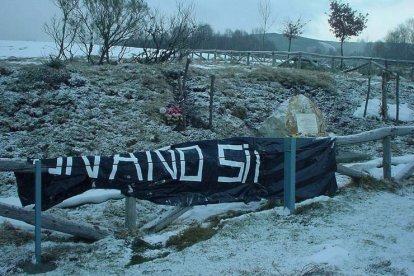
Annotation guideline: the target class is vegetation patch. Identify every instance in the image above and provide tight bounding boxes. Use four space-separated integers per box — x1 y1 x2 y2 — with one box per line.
295 202 325 215
166 224 217 251
126 237 168 267
349 176 402 192
257 199 283 211
12 64 71 91
165 209 256 252
0 65 13 76
246 67 336 93
0 221 33 246
128 252 170 266
43 56 66 69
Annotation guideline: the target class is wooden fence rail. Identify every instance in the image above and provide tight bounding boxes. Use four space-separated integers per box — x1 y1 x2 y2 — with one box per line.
190 49 414 66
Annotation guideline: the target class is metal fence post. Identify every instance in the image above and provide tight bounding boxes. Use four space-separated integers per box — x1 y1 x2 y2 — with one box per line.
125 197 137 231
284 138 296 214
383 136 392 180
34 159 42 264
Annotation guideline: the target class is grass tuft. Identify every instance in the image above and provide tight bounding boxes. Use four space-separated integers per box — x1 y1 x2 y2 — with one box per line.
166 224 217 251
349 176 402 192
246 67 336 93
0 221 33 246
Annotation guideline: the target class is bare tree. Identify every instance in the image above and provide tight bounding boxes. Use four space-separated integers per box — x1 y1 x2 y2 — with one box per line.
258 0 274 50
44 0 80 60
84 0 148 64
328 0 368 67
282 18 307 53
75 6 97 63
139 2 196 63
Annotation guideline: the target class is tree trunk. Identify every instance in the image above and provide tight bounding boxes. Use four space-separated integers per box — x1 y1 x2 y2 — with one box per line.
340 39 344 69
288 38 292 58
99 48 106 65
58 17 68 60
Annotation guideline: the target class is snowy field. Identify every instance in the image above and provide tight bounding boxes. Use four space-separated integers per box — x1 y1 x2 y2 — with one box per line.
0 40 142 60
0 40 413 275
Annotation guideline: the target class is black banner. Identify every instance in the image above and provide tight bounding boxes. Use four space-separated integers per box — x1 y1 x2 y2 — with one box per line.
15 137 337 210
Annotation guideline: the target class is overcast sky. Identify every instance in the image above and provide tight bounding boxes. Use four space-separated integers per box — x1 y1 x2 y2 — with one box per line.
0 0 413 42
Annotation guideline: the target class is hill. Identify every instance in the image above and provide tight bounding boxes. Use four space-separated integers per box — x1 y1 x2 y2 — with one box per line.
266 32 367 55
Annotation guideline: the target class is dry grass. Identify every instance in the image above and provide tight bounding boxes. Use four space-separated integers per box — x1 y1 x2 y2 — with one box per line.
0 221 33 246
246 66 336 93
166 224 217 251
349 176 403 192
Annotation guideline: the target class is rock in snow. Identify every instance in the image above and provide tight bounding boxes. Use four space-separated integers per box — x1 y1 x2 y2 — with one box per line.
258 94 326 137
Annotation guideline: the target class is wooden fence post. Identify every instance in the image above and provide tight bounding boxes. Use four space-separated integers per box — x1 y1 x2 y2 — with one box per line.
247 52 250 65
272 52 276 66
381 71 388 121
125 197 136 230
209 75 215 129
297 53 302 69
382 136 392 180
363 61 372 118
396 74 400 123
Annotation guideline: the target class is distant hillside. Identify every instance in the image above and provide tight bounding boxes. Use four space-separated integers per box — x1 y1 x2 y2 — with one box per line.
265 33 367 56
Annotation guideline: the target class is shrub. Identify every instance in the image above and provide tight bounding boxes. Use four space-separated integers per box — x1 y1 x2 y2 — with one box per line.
43 56 66 69
12 65 71 91
0 65 13 76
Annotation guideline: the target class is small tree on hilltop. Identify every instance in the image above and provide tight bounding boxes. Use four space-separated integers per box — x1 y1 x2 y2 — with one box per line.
328 0 368 67
282 18 307 54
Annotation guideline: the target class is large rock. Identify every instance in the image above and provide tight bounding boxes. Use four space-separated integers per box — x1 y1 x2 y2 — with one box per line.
258 94 326 137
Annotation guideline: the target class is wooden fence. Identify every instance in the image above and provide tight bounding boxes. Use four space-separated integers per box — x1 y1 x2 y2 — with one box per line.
190 49 414 72
191 49 413 123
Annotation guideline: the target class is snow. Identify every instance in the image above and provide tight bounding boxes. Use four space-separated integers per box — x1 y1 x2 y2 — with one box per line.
353 98 414 122
55 189 123 208
1 156 413 274
346 155 414 179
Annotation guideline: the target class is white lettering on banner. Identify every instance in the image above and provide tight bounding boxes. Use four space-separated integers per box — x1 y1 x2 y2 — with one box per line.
47 142 261 184
155 149 177 180
218 144 245 183
242 144 250 183
176 146 204 182
48 157 63 175
81 156 101 179
146 151 153 181
65 157 73 175
254 150 260 183
109 153 143 180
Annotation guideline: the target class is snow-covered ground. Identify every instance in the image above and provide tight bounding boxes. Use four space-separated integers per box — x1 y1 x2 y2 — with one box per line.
0 40 142 60
354 98 414 122
0 40 413 275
